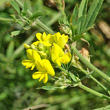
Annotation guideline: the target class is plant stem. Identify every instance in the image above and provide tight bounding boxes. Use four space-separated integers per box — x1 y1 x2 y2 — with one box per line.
72 46 110 82
0 17 14 22
15 0 54 34
46 12 62 26
80 68 110 95
35 19 54 34
71 62 109 94
78 83 110 99
12 31 36 58
59 66 110 99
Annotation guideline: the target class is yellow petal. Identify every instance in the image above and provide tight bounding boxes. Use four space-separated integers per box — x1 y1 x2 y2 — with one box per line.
60 52 71 64
53 32 68 48
39 74 45 81
35 59 43 71
22 60 30 65
32 41 40 46
26 63 33 68
49 35 54 43
32 72 42 79
55 32 61 37
31 64 35 70
36 32 52 47
44 34 51 41
32 49 41 61
42 59 55 76
43 74 48 83
56 58 62 66
41 41 51 46
36 33 42 41
51 43 64 63
22 60 35 69
26 49 33 60
42 32 46 40
58 34 68 48
53 32 60 44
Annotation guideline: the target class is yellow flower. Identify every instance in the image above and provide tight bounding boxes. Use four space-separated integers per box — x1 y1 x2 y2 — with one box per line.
51 43 71 66
32 59 55 83
22 49 41 70
22 32 72 84
50 32 68 48
33 32 51 46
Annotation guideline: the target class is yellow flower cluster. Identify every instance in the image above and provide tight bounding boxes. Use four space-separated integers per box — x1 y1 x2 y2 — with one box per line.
22 32 71 83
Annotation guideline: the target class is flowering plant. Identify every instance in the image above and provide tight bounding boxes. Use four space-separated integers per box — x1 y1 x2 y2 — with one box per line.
22 32 71 83
9 0 110 100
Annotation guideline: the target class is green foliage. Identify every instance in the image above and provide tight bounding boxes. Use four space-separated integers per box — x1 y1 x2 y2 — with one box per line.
69 0 104 40
81 0 104 34
30 11 43 20
77 0 88 34
11 0 20 14
6 40 14 58
94 105 110 110
11 30 20 37
0 0 110 110
22 0 28 15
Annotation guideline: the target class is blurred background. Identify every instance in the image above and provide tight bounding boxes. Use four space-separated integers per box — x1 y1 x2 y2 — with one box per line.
0 0 110 110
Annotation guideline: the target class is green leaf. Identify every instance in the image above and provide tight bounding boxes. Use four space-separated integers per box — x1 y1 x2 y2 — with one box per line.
10 15 16 20
74 16 85 25
83 0 104 31
77 0 88 34
22 0 28 15
0 92 8 101
72 16 85 38
62 15 69 25
6 41 14 58
94 105 110 110
11 0 20 14
11 30 20 37
78 0 88 17
72 4 79 25
16 20 24 26
68 72 78 82
30 11 43 20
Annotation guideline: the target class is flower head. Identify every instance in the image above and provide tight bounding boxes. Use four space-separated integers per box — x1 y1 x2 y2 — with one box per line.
33 32 51 46
22 49 41 70
22 32 71 84
32 59 55 83
51 43 71 66
50 32 68 48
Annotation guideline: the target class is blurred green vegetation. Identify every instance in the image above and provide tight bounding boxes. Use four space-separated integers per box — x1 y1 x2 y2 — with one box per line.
0 0 110 110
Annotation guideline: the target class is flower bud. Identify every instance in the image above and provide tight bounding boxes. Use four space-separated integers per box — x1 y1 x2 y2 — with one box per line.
24 44 31 49
38 43 45 51
59 24 72 35
38 51 47 58
31 44 36 50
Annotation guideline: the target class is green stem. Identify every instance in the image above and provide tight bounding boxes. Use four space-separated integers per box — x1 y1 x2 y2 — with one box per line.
35 19 54 34
12 31 36 58
78 83 110 99
0 17 14 22
46 12 62 26
80 67 110 95
58 66 68 74
59 66 110 99
72 46 110 82
15 0 54 34
71 62 108 92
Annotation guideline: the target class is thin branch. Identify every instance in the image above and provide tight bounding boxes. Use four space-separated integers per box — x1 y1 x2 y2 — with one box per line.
72 45 110 82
